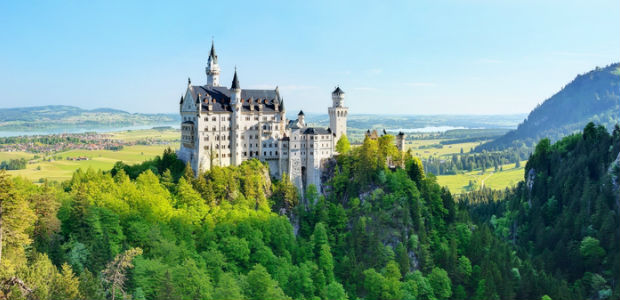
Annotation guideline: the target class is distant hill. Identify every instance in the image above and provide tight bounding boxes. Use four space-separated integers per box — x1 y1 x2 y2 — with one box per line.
0 105 179 131
477 63 620 151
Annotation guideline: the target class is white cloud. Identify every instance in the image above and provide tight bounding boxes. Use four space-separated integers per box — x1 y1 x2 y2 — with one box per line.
404 82 437 87
475 58 504 64
551 51 605 58
279 85 319 91
365 68 383 75
246 84 318 91
352 87 379 91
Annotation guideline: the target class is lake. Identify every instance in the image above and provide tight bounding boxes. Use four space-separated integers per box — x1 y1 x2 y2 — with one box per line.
386 126 469 133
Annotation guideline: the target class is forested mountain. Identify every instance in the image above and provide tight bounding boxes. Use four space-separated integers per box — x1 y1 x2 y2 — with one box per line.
477 63 620 151
466 123 620 300
0 105 179 131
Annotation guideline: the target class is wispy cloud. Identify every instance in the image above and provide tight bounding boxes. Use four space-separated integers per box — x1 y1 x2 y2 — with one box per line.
247 84 318 91
247 84 276 89
365 68 383 75
352 87 379 91
475 58 503 64
551 51 606 58
405 82 437 87
279 85 319 91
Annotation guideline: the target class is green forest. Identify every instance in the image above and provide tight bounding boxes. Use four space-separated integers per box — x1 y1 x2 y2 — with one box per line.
0 124 618 300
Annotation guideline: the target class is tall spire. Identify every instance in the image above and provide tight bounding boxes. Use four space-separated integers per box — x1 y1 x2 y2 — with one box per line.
209 39 217 63
231 67 240 90
206 39 220 86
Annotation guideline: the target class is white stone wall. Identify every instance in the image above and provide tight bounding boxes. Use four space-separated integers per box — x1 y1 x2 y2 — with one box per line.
178 88 337 195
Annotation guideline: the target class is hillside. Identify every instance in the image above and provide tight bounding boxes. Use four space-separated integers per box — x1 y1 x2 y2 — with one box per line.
477 63 620 151
465 123 620 299
0 105 179 131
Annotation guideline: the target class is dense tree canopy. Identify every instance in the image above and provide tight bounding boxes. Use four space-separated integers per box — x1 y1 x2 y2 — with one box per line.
0 123 617 299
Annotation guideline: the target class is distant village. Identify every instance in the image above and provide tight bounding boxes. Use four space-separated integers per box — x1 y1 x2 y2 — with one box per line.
0 132 178 154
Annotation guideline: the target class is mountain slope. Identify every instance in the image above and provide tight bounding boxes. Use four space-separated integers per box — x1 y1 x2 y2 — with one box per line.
467 123 620 299
0 105 179 131
477 63 620 151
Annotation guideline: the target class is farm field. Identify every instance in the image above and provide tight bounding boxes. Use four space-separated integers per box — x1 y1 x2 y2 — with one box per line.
405 139 487 158
436 160 527 195
107 128 179 141
5 144 178 182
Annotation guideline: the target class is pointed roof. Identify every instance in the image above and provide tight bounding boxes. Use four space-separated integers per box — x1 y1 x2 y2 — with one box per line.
209 40 218 63
231 69 240 90
332 86 345 95
298 110 304 116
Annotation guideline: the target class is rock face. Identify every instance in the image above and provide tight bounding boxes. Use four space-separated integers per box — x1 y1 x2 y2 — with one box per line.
609 152 620 209
526 168 536 208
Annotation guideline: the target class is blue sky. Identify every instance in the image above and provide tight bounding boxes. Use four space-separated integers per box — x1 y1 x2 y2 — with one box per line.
0 0 618 115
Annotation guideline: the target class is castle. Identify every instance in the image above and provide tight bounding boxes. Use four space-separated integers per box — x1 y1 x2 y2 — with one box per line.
177 42 348 193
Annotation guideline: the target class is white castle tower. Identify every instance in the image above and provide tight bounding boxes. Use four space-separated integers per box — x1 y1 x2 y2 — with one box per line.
328 87 348 144
205 41 220 87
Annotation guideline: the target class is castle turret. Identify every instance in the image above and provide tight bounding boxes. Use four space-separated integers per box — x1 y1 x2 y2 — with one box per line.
396 131 406 152
206 41 220 86
230 68 241 104
328 86 348 146
297 110 305 127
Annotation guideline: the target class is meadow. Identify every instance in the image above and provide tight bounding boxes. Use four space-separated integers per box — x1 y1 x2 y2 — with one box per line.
401 137 526 194
1 128 180 182
435 160 527 195
4 144 178 182
405 139 484 158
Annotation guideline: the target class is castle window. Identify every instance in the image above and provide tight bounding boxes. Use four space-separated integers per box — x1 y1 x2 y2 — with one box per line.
311 152 313 156
241 136 245 140
244 152 247 156
212 117 216 121
263 143 266 148
212 127 216 131
269 151 272 156
275 151 278 155
264 151 267 156
216 154 219 157
204 146 209 150
204 127 208 132
254 117 259 121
